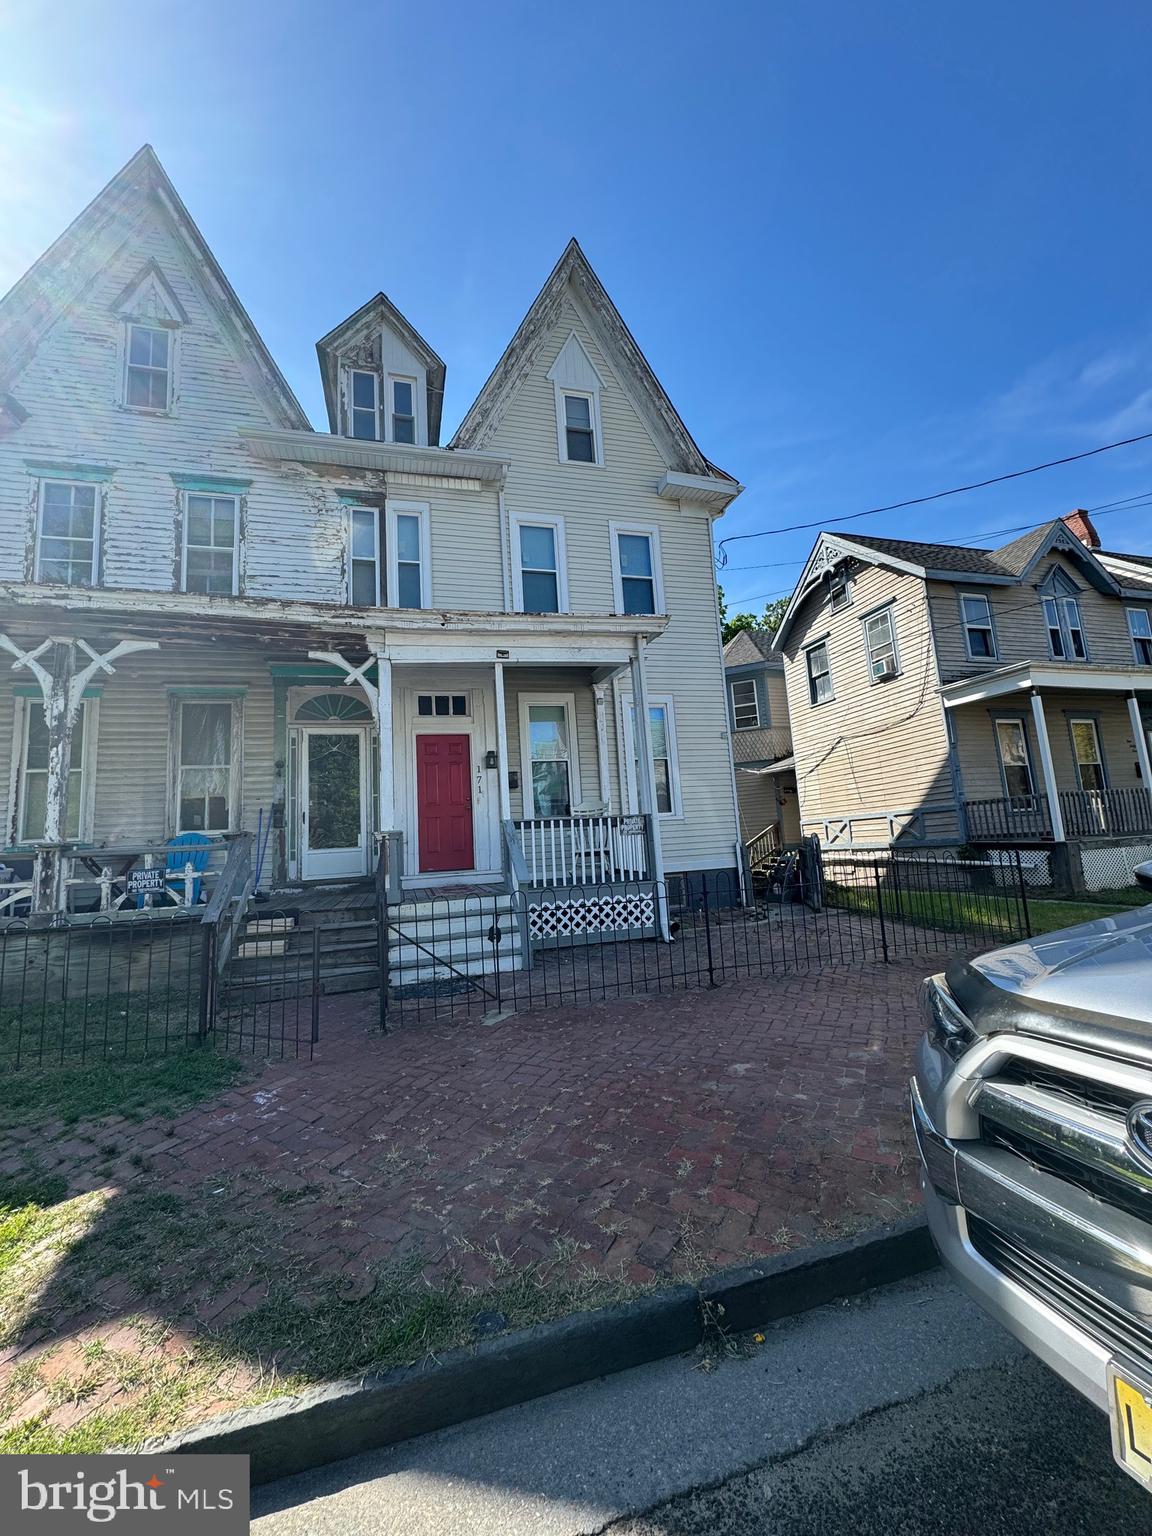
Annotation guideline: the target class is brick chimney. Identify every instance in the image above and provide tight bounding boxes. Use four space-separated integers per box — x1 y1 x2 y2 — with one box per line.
1062 508 1101 549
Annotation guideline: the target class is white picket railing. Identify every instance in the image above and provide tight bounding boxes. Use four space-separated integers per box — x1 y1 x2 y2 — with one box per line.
514 815 649 888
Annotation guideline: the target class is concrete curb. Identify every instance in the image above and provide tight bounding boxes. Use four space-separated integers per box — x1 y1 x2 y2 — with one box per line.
146 1214 936 1485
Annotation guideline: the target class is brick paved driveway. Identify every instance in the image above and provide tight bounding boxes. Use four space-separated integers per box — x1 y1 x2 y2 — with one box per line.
1 954 943 1441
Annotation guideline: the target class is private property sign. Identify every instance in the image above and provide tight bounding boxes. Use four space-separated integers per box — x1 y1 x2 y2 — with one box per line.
125 866 166 898
1 1455 248 1530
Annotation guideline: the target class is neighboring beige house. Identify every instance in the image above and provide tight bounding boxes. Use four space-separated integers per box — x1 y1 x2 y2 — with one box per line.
722 629 799 859
773 510 1152 880
0 145 745 938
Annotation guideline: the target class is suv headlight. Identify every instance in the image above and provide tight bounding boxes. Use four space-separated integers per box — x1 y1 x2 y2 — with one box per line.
920 976 978 1061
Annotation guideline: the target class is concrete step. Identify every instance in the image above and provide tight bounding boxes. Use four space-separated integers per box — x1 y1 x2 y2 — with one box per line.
390 951 526 985
389 893 516 923
388 933 523 970
385 909 522 943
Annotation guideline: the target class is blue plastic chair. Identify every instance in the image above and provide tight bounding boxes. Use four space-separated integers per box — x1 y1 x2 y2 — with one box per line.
142 832 213 907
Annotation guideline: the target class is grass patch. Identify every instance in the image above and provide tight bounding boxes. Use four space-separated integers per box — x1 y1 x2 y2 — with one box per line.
826 883 1145 942
0 986 200 1073
0 1049 246 1131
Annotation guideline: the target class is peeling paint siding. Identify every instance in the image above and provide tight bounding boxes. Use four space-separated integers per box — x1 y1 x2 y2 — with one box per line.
478 293 739 872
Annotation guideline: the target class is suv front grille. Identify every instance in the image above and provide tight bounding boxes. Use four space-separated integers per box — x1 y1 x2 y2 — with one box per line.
970 1216 1152 1378
994 1061 1143 1120
980 1119 1152 1228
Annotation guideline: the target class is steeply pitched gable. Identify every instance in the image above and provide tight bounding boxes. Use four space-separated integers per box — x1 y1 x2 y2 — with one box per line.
0 145 310 432
316 291 446 444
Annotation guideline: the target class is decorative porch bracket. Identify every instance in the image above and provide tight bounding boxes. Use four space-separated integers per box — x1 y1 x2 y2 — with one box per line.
0 633 159 910
308 647 397 878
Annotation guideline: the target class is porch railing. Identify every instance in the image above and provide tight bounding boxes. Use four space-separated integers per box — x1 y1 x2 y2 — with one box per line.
744 822 782 872
513 814 649 887
965 787 1152 842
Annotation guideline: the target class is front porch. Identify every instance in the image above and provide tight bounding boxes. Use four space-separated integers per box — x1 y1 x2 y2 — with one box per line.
942 660 1152 851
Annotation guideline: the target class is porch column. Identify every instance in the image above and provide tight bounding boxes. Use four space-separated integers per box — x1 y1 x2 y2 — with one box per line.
1129 693 1152 808
1030 690 1066 843
630 639 670 938
1 634 159 909
493 662 512 822
593 683 612 809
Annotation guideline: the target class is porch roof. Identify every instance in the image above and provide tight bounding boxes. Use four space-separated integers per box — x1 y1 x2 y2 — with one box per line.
941 659 1152 708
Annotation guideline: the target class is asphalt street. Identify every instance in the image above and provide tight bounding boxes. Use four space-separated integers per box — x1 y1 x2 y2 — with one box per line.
252 1270 1151 1535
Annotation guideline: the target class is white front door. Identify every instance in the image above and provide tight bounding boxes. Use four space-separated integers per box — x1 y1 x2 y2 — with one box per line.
300 726 369 880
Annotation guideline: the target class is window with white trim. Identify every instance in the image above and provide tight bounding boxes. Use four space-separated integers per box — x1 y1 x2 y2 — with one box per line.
519 696 580 817
829 572 851 611
960 592 997 659
182 493 238 595
36 480 98 585
729 677 760 729
124 322 172 410
513 515 567 614
387 501 429 608
994 718 1036 804
1128 608 1152 666
349 370 380 440
388 376 417 444
16 697 95 842
561 393 597 463
806 641 833 705
1070 717 1107 793
624 696 681 817
1043 594 1087 660
863 607 899 681
173 699 239 833
348 506 381 606
611 525 663 616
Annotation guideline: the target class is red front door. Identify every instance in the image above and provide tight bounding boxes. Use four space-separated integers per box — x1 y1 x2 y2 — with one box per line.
416 734 474 872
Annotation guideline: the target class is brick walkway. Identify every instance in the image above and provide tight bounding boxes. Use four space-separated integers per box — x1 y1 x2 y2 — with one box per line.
1 954 944 1440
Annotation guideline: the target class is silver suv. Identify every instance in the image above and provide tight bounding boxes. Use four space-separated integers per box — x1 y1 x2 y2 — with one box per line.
912 863 1152 1492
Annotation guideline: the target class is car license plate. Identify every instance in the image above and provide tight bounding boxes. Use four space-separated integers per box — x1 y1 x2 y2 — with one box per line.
1109 1362 1152 1491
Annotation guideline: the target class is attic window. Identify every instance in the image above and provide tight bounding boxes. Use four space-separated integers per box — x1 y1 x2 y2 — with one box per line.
124 323 171 411
350 371 380 440
828 571 851 611
562 394 596 463
389 377 417 444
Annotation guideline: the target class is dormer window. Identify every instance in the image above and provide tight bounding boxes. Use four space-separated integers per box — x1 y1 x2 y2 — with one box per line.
124 323 171 411
389 377 417 444
350 370 380 439
1043 595 1086 660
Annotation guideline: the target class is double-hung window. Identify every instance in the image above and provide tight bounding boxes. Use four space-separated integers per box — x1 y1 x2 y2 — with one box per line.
182 493 238 595
1128 608 1152 666
17 698 94 841
389 377 417 443
173 699 238 833
513 515 567 613
561 393 596 463
994 719 1036 804
349 370 380 440
625 697 681 816
349 506 381 605
806 640 833 705
730 678 760 729
124 322 171 410
36 480 98 585
1070 717 1107 794
829 572 851 611
611 525 663 615
346 502 429 608
1044 594 1087 659
520 697 579 817
961 593 998 659
862 607 899 680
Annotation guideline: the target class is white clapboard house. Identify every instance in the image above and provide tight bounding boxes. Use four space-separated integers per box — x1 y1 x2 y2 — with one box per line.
0 146 743 980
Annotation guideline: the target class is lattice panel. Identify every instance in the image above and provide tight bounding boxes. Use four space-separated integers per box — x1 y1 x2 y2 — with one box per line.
1080 843 1152 893
528 892 656 940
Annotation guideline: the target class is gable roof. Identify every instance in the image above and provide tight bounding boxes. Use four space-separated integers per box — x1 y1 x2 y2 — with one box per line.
316 291 446 445
843 532 1009 577
0 145 310 432
449 238 737 489
724 629 783 667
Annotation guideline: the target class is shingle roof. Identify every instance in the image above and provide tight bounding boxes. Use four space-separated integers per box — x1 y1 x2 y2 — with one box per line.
841 532 1008 575
1100 548 1152 569
724 629 783 665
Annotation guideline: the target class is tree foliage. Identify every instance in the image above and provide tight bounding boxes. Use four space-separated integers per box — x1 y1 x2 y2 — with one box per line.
718 587 790 645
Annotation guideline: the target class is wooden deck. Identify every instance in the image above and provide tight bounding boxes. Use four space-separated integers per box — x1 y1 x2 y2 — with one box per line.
262 881 376 913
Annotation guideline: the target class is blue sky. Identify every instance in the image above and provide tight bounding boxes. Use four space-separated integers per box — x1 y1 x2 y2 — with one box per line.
3 0 1151 610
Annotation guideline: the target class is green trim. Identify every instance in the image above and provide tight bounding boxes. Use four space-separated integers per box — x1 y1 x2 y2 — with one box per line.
165 685 248 698
25 459 114 482
268 662 352 681
336 492 378 507
13 684 102 699
170 473 253 493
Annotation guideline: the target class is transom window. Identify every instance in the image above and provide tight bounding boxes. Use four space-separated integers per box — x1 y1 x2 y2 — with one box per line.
994 719 1036 804
863 608 899 680
124 323 171 410
417 694 468 717
562 393 596 463
730 678 760 729
961 593 997 659
36 480 98 585
806 641 833 705
612 527 662 615
174 700 237 833
183 493 238 595
1128 608 1152 666
350 370 379 440
389 377 417 444
18 699 92 841
1043 594 1087 660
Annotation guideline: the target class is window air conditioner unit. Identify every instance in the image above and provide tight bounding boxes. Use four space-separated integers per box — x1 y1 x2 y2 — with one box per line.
873 658 898 681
